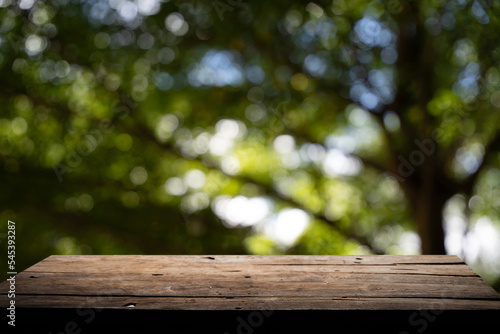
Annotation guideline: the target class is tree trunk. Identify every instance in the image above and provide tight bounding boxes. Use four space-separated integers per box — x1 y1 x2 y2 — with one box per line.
393 3 447 255
404 155 450 254
414 190 447 254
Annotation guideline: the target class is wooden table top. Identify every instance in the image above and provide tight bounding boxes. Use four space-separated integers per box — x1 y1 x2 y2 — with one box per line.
1 255 499 311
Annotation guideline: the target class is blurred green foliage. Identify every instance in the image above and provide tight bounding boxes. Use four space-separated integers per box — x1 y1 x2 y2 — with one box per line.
0 0 499 291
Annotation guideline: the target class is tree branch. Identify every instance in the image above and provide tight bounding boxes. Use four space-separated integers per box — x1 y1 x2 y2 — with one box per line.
129 122 380 253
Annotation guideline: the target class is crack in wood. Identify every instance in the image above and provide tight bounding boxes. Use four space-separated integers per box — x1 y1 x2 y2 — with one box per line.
259 262 465 266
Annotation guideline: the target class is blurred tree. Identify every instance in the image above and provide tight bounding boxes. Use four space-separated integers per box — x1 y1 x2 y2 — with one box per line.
0 0 499 288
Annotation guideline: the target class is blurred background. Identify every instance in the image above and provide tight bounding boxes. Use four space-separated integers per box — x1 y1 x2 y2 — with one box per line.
0 0 499 291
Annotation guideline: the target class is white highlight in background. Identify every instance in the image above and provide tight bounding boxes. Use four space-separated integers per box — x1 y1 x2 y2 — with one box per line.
263 209 309 247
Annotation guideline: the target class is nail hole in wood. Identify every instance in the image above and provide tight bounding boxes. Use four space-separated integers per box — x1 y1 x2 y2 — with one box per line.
244 275 251 278
152 274 163 276
29 276 38 278
205 256 215 260
356 257 362 260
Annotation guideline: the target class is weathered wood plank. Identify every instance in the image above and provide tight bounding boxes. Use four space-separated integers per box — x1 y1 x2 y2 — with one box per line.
1 255 499 312
17 255 480 276
5 277 497 300
22 254 467 270
11 270 486 286
3 294 500 311
22 262 479 276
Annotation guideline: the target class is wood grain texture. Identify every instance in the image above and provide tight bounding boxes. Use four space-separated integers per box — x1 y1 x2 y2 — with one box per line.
1 255 499 311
